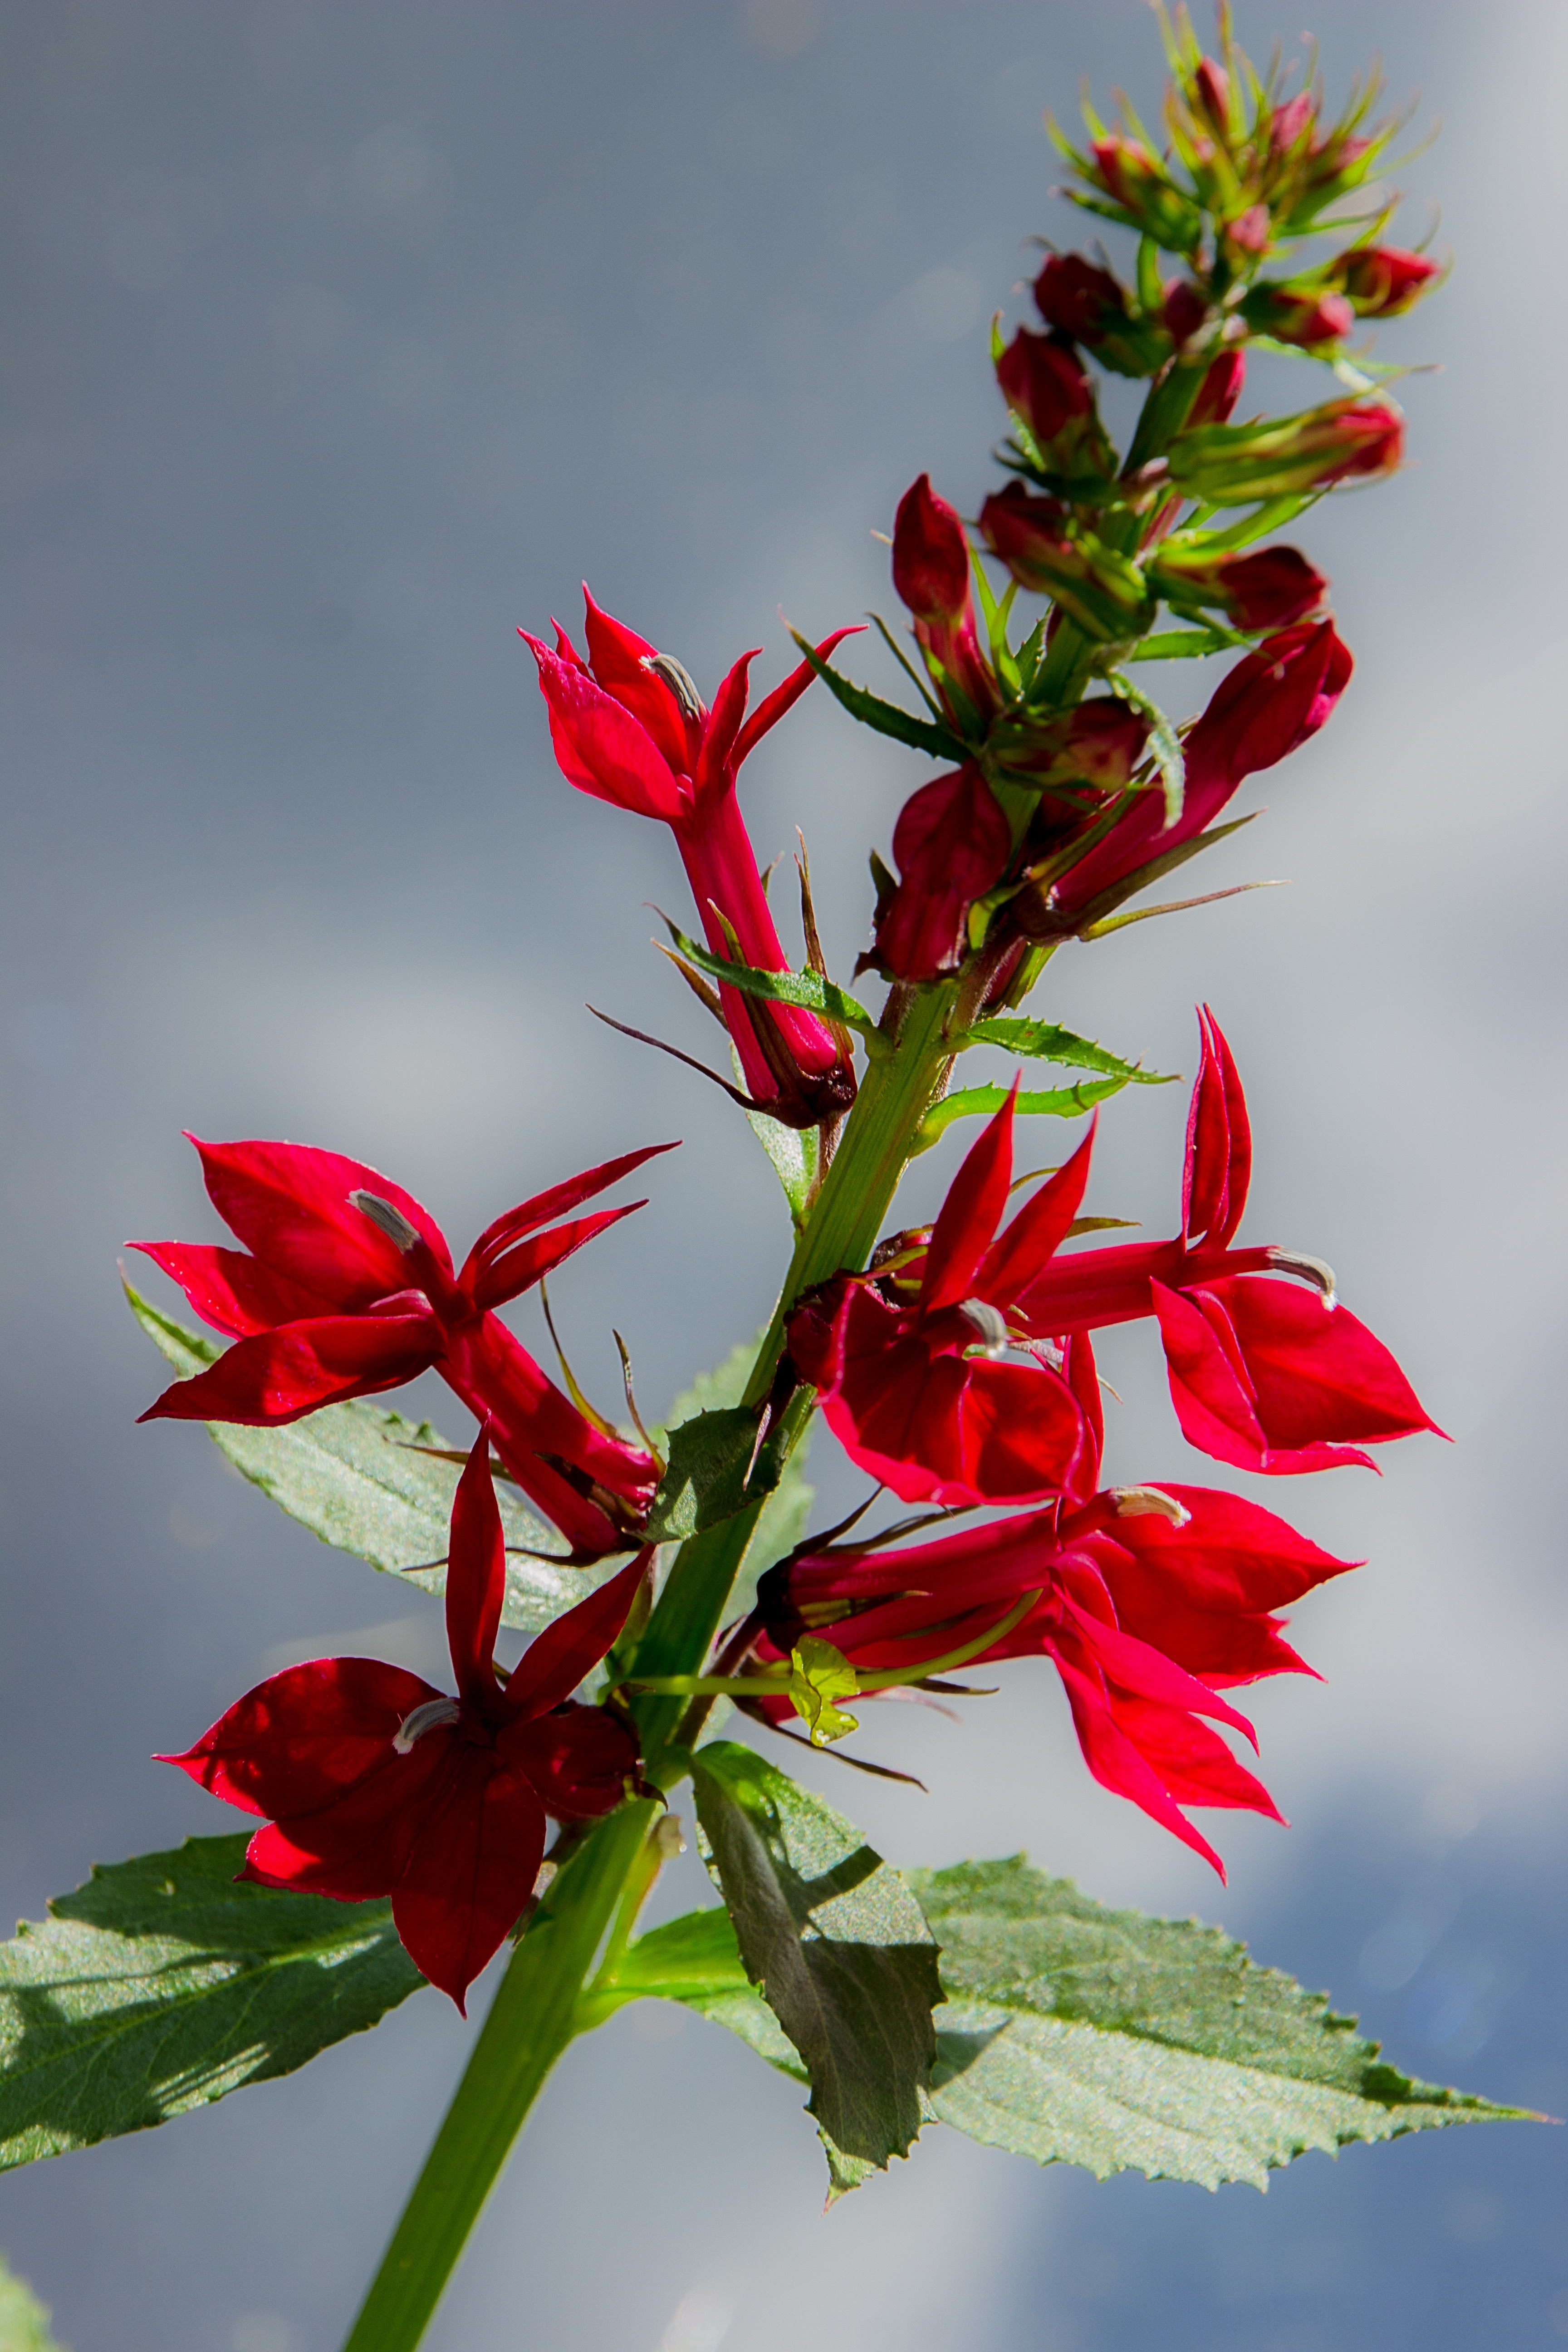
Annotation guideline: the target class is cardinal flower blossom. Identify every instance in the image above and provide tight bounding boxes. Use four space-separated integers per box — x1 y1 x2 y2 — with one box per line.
133 1135 675 1560
523 593 860 1129
747 1482 1354 1875
162 1434 647 2008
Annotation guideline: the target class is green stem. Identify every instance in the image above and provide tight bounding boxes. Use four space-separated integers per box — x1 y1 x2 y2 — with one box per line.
339 1799 659 2352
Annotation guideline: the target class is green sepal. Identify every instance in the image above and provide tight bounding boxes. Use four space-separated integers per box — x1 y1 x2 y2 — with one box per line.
122 1280 599 1632
663 916 877 1038
1127 625 1258 663
788 630 968 763
0 1836 427 2171
916 1077 1130 1150
691 1742 941 2190
961 1018 1174 1088
1068 810 1262 932
1105 671 1185 826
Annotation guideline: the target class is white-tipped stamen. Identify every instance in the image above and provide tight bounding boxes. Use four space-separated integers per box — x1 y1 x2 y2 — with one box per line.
1269 1247 1337 1305
349 1190 421 1254
1112 1485 1192 1526
643 651 705 723
957 1298 1010 1358
392 1696 461 1754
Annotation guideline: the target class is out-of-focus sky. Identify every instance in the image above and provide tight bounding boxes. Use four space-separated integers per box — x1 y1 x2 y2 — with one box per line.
2 4 1565 2347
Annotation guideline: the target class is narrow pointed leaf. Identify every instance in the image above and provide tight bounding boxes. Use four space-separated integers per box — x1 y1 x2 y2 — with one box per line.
643 1408 786 1545
1106 673 1185 826
663 919 876 1037
124 1281 595 1634
0 1836 426 2170
916 1078 1128 1150
963 1019 1174 1087
787 632 968 762
691 1741 941 2188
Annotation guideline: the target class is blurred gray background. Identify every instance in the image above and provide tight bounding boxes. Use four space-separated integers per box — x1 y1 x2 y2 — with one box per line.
3 2 1565 2347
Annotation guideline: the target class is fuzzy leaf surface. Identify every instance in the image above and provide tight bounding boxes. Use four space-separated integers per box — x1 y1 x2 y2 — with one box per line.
0 1836 425 2170
125 1280 593 1633
664 919 875 1036
653 1338 814 1614
963 1019 1173 1087
691 1742 941 2190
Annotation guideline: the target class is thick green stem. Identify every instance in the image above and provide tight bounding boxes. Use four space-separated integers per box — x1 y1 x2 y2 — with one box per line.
339 1799 659 2352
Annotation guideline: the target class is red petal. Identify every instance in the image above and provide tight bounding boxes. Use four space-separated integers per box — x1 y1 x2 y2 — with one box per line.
1061 1330 1104 1504
140 1311 440 1426
876 766 1012 981
691 650 758 807
731 626 864 768
921 1090 1017 1312
508 1550 651 1719
460 1143 678 1290
502 1700 640 1817
582 588 695 774
524 636 687 821
1093 1484 1355 1612
242 1746 448 1900
160 1656 441 1817
1059 1600 1259 1746
1151 1280 1274 1472
1182 1008 1252 1248
1105 1694 1285 1818
392 1752 547 2009
1053 1652 1226 1876
126 1240 336 1338
469 1202 646 1315
976 1118 1097 1307
1212 1274 1439 1451
446 1432 509 1716
191 1136 451 1304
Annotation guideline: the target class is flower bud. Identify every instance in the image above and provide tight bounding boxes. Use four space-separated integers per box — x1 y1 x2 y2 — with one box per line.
1034 253 1125 341
1186 348 1245 428
874 764 1012 981
1192 58 1231 138
1240 284 1356 348
1090 136 1205 253
1001 698 1152 793
1162 279 1209 348
1168 398 1403 504
1338 245 1443 318
979 484 1152 642
1188 617 1354 780
892 474 971 623
1151 543 1329 632
1225 204 1272 257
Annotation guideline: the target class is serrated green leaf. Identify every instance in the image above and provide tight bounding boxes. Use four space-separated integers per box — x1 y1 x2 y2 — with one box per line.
663 917 875 1037
0 2255 63 2351
643 1407 776 1544
124 1280 599 1635
691 1742 941 2188
911 1856 1533 2191
655 1335 814 1621
916 1078 1128 1150
788 632 968 763
1127 627 1256 662
962 1019 1174 1088
0 1836 426 2171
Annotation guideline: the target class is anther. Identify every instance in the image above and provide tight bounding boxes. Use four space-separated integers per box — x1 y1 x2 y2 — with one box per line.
1269 1248 1337 1305
1112 1485 1192 1526
392 1697 461 1753
643 652 705 723
349 1190 422 1254
957 1298 1010 1357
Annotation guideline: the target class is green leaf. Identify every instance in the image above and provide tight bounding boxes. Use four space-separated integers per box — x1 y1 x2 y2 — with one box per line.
962 1019 1174 1088
788 631 968 764
911 1856 1534 2191
581 1904 808 2076
124 1280 599 1635
663 917 876 1038
643 1408 784 1545
1106 671 1185 826
691 1742 941 2190
655 1335 814 1619
0 1836 426 2171
0 2255 63 2351
1127 627 1256 662
916 1078 1129 1150
786 1637 861 1746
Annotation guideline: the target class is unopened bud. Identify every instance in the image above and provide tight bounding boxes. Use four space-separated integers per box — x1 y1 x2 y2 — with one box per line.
979 485 1152 641
350 1190 422 1253
892 474 971 623
1151 542 1329 633
1240 284 1355 349
1337 245 1443 319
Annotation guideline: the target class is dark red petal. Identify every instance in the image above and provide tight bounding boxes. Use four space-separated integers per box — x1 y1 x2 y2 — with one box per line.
126 1241 337 1338
691 650 758 806
446 1431 510 1715
525 635 687 820
190 1136 451 1305
460 1143 678 1287
976 1118 1097 1307
730 626 865 769
159 1656 442 1816
241 1744 450 1900
1152 1280 1279 1473
1211 1274 1440 1451
876 766 1012 981
507 1550 651 1720
1062 1330 1104 1504
140 1312 441 1427
920 1089 1017 1312
1053 1652 1226 1876
501 1701 640 1818
392 1752 548 2009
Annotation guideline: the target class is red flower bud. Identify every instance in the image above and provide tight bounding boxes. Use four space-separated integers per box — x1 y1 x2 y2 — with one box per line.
1243 285 1356 348
1170 398 1403 504
1193 58 1231 133
1004 699 1152 792
1226 204 1271 255
874 764 1012 981
995 326 1095 451
1034 253 1127 343
892 474 971 623
1186 348 1245 427
979 485 1152 642
1162 279 1209 348
1339 245 1442 318
1270 92 1313 154
1152 543 1329 633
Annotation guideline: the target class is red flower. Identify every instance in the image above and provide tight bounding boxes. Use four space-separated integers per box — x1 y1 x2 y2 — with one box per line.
1150 543 1329 632
999 1011 1442 1473
523 592 859 1127
132 1135 675 1560
1339 245 1442 318
891 475 998 728
872 764 1013 981
1044 617 1353 925
787 1088 1096 1508
749 1480 1352 1876
161 1433 647 2008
